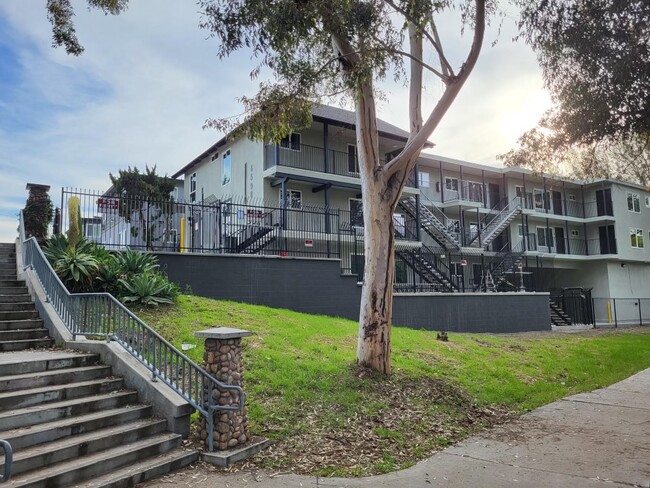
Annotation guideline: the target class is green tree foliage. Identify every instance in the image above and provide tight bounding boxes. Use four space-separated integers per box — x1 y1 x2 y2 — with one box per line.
23 185 53 242
503 1 650 177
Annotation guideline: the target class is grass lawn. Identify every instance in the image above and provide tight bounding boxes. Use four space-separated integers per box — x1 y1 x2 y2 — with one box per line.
137 295 650 476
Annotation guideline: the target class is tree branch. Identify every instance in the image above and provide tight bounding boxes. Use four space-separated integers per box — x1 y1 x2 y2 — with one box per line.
430 16 452 78
384 0 486 178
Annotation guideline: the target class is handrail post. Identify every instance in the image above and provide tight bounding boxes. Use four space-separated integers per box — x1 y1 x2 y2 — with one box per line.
0 439 12 482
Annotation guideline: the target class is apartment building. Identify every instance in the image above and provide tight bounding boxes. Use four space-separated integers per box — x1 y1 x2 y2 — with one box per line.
158 105 650 300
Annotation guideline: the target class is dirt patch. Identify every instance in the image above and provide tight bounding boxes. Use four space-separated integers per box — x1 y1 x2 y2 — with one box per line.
205 367 515 477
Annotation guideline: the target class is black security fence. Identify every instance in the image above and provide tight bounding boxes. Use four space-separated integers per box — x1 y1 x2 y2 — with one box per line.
550 288 594 325
592 297 650 328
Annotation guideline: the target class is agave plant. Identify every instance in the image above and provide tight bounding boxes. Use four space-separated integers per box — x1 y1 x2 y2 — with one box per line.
54 247 99 292
115 250 159 276
43 234 69 266
95 255 122 294
119 272 178 307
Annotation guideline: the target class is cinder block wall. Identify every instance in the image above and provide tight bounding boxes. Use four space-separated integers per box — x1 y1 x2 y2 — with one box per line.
155 253 551 333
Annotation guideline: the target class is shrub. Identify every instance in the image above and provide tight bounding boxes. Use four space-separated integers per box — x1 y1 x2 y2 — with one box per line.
54 246 99 292
115 250 159 276
23 184 53 243
120 272 179 306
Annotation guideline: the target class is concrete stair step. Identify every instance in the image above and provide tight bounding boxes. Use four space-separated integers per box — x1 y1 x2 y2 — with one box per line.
8 432 183 488
0 302 34 312
0 328 50 342
0 390 139 431
0 272 17 280
0 377 123 411
0 286 29 295
0 280 24 287
0 294 32 303
0 337 54 352
0 309 39 320
0 318 43 331
3 418 168 476
0 404 153 451
0 365 112 393
0 352 99 376
69 448 199 488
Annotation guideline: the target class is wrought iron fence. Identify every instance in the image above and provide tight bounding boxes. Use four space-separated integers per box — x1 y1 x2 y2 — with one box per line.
20 211 242 452
592 297 650 328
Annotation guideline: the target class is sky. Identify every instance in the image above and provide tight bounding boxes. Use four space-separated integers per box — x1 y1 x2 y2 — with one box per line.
0 1 551 242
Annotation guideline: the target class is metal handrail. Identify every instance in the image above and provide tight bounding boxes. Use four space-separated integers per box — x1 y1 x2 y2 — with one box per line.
18 212 242 452
0 440 11 482
467 195 522 246
417 193 461 244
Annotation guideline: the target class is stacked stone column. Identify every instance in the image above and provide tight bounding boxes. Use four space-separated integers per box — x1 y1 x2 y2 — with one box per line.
196 327 251 450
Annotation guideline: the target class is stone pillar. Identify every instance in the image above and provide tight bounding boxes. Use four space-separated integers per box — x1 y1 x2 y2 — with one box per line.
195 327 251 450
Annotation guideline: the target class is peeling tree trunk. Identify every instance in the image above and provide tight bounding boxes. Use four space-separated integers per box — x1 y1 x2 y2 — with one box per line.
354 84 400 375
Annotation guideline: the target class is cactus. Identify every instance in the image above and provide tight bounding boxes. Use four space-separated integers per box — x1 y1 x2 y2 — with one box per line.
67 196 81 249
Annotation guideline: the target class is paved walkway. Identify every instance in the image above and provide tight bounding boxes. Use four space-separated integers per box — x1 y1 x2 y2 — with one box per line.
147 369 650 488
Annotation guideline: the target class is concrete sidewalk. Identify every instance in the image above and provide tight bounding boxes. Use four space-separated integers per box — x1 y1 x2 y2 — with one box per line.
146 369 650 488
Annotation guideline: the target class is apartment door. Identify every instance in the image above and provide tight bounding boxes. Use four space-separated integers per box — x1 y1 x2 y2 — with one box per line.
488 183 500 208
598 225 617 254
596 189 613 216
552 191 563 215
537 226 556 253
555 227 566 254
533 189 549 211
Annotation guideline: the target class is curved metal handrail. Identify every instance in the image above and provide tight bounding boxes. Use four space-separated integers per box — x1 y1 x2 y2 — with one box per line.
19 212 242 451
0 440 12 482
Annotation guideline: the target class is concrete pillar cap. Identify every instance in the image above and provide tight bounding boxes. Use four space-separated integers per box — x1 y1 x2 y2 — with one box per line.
195 327 252 339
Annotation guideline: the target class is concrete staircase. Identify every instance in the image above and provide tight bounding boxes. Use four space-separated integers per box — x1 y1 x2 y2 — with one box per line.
0 244 198 486
0 243 53 351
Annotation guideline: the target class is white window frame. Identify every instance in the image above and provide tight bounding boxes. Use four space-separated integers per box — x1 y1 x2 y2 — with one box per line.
645 196 650 208
630 228 644 248
84 222 101 240
570 229 579 238
568 194 577 201
517 224 524 237
189 173 197 203
445 177 459 192
627 192 641 213
280 133 301 151
466 180 484 202
279 189 302 209
418 171 430 188
349 197 364 228
222 150 232 186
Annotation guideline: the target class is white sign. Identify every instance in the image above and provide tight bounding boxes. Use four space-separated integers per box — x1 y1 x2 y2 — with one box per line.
460 259 467 267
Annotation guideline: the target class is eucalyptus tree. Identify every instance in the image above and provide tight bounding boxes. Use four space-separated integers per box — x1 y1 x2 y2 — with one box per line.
45 0 491 375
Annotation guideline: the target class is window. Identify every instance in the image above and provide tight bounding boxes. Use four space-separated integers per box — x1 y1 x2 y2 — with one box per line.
189 173 197 203
447 219 460 233
515 185 525 197
570 229 579 237
222 150 231 186
84 222 101 240
280 133 301 151
646 196 650 208
630 228 644 248
518 224 524 237
279 189 302 209
210 152 219 162
418 171 430 188
627 192 640 212
349 198 364 227
347 145 359 174
568 194 576 201
445 177 459 191
393 213 406 237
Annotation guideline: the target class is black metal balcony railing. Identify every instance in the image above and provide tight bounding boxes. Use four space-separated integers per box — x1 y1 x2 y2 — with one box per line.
518 193 614 219
523 233 617 256
264 143 417 187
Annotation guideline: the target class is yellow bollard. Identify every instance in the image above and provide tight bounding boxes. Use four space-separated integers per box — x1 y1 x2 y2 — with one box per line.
607 300 612 324
180 217 185 253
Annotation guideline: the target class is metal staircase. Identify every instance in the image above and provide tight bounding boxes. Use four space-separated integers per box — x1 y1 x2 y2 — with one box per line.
398 195 461 250
468 196 523 248
395 244 459 293
477 239 526 291
234 225 278 254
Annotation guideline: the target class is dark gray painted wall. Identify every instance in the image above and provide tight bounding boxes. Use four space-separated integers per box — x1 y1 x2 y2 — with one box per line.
156 253 551 333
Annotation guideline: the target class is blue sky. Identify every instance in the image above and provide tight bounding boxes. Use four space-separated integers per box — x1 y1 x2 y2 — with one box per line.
0 1 550 242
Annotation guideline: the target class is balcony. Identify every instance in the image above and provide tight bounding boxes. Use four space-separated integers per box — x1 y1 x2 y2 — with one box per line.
523 233 617 256
264 143 417 187
518 192 614 219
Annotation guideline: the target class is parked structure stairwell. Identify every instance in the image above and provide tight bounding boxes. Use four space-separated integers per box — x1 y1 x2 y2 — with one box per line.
395 244 460 293
467 196 523 248
233 225 278 254
0 242 198 487
398 195 461 250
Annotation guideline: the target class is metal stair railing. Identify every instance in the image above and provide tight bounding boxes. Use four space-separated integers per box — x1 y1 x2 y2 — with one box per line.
412 193 461 249
396 243 459 292
19 212 242 452
468 196 523 247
